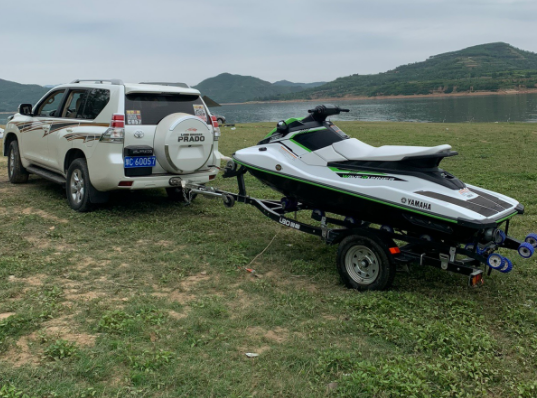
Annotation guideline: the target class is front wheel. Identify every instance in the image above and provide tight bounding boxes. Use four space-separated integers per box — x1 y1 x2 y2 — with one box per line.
66 158 93 212
336 234 395 291
7 141 29 183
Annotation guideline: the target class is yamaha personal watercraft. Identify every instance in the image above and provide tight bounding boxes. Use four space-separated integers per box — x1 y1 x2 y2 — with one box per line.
216 104 536 290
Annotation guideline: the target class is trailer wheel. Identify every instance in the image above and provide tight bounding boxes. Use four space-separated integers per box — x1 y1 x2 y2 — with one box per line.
337 234 395 291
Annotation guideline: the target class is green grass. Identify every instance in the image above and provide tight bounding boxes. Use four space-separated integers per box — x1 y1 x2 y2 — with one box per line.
1 121 537 397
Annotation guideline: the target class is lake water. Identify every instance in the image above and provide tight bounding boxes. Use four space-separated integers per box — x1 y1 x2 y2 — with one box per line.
1 93 537 126
217 93 537 124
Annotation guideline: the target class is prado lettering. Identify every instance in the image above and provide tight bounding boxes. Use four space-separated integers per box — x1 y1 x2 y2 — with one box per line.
178 135 206 143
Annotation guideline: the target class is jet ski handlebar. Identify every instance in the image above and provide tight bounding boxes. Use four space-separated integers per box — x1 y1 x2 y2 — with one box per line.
307 104 349 121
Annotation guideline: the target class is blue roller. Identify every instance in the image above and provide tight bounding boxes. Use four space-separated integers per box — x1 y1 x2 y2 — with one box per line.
518 242 535 259
495 230 507 245
500 258 513 273
525 233 537 248
281 197 297 211
487 253 505 270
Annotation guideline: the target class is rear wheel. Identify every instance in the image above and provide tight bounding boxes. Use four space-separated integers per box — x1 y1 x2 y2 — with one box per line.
337 234 395 291
7 141 29 183
66 159 93 212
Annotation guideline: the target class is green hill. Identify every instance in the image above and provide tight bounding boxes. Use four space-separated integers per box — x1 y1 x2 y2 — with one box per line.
194 73 319 103
0 79 48 112
274 42 537 100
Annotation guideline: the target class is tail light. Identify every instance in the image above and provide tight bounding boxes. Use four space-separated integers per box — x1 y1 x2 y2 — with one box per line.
211 115 221 141
100 113 125 143
111 114 125 128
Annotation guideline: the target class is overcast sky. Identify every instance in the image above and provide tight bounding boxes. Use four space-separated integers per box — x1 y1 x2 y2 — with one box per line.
2 0 536 87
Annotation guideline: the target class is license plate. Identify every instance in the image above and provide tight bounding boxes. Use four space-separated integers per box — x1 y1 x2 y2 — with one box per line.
124 156 156 168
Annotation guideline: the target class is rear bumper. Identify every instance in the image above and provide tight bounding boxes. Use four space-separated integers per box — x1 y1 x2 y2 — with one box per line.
87 148 219 191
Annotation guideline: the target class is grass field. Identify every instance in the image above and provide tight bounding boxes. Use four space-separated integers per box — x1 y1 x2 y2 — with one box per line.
1 122 537 397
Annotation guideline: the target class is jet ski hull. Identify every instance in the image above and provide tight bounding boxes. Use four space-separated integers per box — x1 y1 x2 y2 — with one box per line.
237 158 522 242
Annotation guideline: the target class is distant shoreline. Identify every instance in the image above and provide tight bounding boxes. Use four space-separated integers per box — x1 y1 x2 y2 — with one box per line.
222 88 537 106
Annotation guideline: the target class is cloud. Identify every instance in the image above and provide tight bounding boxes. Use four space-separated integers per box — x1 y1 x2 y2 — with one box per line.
0 0 535 86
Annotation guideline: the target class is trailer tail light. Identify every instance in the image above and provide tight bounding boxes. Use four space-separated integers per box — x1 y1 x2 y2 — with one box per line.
469 270 484 287
100 114 125 143
211 115 221 141
389 247 401 254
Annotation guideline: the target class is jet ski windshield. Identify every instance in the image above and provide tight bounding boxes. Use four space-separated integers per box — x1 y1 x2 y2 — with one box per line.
258 104 350 150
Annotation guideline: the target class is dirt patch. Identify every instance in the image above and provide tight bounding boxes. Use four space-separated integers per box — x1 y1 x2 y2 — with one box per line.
75 257 111 271
152 272 212 304
169 309 190 320
264 327 288 344
64 290 106 301
246 326 289 344
3 334 40 367
40 314 96 347
181 273 211 290
21 207 68 224
0 312 15 320
24 236 52 250
8 274 47 287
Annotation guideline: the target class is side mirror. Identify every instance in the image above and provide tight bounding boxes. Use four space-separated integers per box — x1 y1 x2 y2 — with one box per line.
18 104 33 116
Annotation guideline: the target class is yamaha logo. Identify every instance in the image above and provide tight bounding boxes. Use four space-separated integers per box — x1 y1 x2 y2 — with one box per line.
402 197 432 210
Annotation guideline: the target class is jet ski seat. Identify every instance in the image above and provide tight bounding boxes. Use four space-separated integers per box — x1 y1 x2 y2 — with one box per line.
332 138 453 162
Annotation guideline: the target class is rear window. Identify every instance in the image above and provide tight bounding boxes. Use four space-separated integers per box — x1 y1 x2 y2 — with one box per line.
125 93 209 125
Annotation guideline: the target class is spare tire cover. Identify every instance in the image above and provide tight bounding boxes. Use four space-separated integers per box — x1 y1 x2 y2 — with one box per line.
154 113 214 174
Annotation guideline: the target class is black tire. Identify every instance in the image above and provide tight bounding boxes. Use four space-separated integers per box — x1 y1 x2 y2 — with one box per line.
336 233 396 291
217 118 224 124
7 140 29 184
166 187 197 202
66 158 93 212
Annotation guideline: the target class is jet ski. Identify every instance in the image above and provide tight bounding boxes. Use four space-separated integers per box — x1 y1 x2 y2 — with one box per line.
205 104 536 290
231 104 523 243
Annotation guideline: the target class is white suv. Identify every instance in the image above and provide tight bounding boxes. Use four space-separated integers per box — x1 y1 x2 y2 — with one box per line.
3 79 222 211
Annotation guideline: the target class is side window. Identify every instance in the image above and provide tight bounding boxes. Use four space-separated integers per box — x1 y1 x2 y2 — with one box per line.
61 90 89 118
79 89 110 119
36 90 66 117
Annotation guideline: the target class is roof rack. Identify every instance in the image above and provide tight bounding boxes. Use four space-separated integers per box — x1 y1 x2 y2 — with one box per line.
139 82 190 88
70 79 124 85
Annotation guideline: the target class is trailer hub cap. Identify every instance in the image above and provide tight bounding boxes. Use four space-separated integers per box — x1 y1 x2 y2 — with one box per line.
345 245 379 285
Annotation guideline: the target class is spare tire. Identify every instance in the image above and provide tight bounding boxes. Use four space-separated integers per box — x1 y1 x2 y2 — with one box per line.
153 113 214 174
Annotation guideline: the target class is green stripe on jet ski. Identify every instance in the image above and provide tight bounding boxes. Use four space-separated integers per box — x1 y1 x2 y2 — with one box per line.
263 117 306 139
495 212 518 223
234 159 457 224
289 127 328 152
329 167 386 175
290 139 312 152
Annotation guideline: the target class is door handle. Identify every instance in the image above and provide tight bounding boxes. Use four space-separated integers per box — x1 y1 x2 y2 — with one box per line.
43 124 51 133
